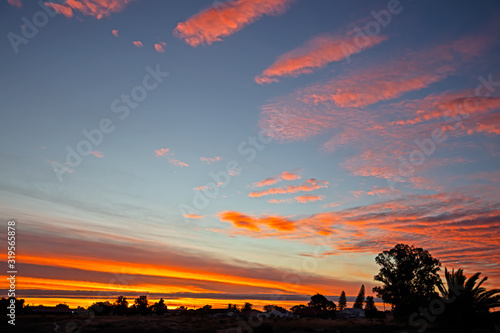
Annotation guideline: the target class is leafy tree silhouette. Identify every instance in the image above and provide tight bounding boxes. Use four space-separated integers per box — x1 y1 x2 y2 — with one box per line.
364 296 377 312
113 296 128 315
438 268 500 333
263 304 286 313
338 291 347 311
353 285 365 309
308 293 336 311
150 298 168 315
372 244 441 319
132 295 149 315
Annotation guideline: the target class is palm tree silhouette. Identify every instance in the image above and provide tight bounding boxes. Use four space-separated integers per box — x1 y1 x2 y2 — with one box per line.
438 268 500 333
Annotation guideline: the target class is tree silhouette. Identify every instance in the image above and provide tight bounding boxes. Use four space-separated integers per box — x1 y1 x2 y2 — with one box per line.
132 295 149 315
242 302 253 314
150 298 168 315
227 303 239 312
364 296 377 312
308 293 336 311
373 244 441 318
113 296 128 315
338 291 347 311
353 285 365 309
437 268 500 333
264 304 286 313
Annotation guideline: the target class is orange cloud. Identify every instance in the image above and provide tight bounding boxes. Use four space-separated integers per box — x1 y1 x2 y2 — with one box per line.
219 211 261 231
174 0 294 47
7 0 22 8
217 188 500 283
295 194 325 203
281 170 301 181
183 213 204 219
219 211 295 232
252 170 302 187
154 41 166 53
44 0 135 19
112 29 119 37
249 178 328 197
133 40 143 48
256 31 387 84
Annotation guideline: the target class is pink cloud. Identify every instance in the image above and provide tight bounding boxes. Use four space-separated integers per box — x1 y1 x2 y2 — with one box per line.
154 41 166 53
112 29 119 37
45 2 74 17
7 0 22 8
155 148 171 157
255 30 387 84
133 40 143 48
200 156 223 164
295 194 325 203
174 0 294 47
90 150 103 158
169 159 189 168
155 148 189 167
44 0 135 19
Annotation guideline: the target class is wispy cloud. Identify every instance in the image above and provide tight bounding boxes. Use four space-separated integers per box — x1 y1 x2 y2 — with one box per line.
183 213 204 219
252 169 302 188
90 150 103 158
155 148 189 167
132 40 143 48
112 29 119 37
7 0 22 8
217 188 500 281
174 0 294 47
295 194 325 203
200 156 223 164
249 178 328 197
44 0 135 19
255 30 387 84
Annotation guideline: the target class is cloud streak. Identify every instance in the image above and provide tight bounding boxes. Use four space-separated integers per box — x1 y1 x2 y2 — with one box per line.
252 170 301 188
174 0 294 47
255 30 387 84
249 178 328 197
154 148 189 167
44 0 136 19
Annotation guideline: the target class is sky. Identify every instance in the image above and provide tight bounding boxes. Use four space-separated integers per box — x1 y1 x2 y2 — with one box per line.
1 0 500 309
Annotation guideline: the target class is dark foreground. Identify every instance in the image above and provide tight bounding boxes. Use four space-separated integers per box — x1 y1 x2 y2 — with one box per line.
4 315 500 333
